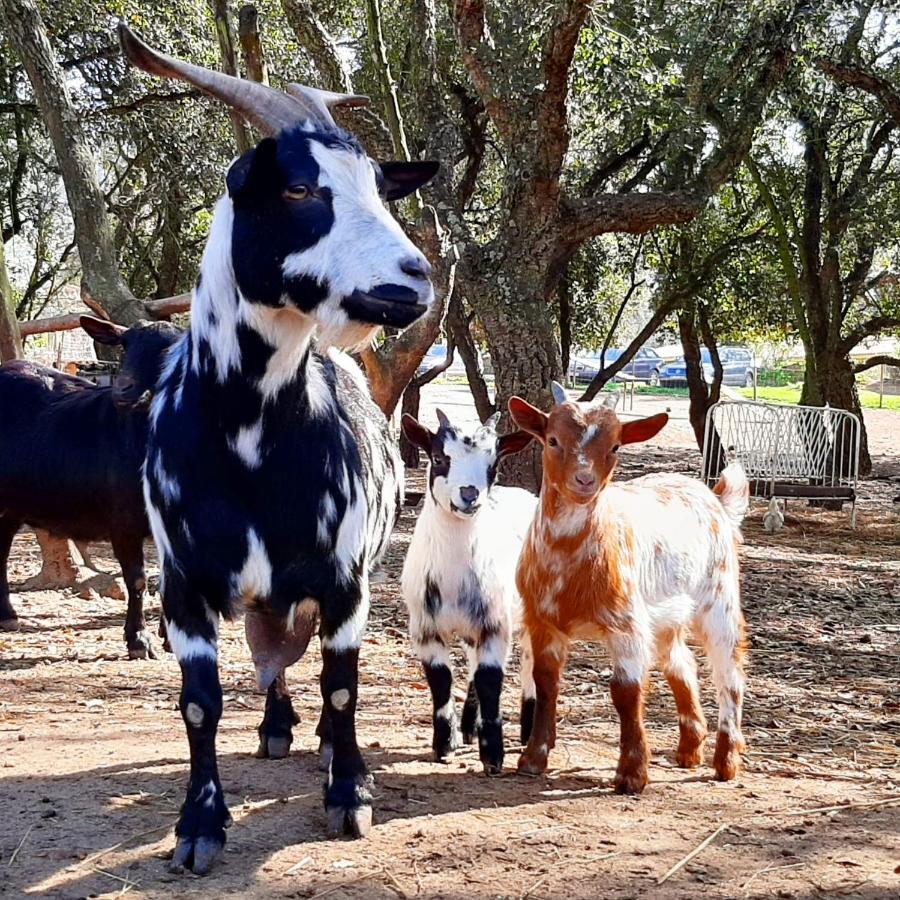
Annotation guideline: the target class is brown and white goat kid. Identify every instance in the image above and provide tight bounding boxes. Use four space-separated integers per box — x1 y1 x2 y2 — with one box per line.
509 385 749 794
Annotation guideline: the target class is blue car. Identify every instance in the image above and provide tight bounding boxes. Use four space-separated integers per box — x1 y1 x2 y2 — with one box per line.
660 346 755 387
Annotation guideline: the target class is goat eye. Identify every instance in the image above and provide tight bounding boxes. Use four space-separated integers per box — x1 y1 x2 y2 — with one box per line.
284 184 311 200
612 443 621 453
548 436 558 448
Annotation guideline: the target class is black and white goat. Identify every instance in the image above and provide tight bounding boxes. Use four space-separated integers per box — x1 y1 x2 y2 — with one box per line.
0 315 180 657
118 25 438 874
401 410 536 774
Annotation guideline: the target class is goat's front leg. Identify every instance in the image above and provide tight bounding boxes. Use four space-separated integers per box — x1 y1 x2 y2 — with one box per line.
473 632 509 775
517 628 567 776
415 634 460 761
111 533 155 660
0 516 21 630
607 633 651 795
319 592 373 838
165 601 231 874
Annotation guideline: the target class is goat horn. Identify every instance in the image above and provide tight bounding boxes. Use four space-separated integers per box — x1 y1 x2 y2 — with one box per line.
118 23 310 135
550 381 568 405
285 84 370 130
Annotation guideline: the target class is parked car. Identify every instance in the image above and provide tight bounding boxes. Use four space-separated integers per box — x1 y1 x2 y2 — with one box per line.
659 346 756 387
569 346 664 384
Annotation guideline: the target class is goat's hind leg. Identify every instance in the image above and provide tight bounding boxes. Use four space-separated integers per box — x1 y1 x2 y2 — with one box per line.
460 643 478 745
518 630 536 746
319 591 373 838
165 593 231 875
255 670 299 760
696 589 747 781
111 532 155 660
0 516 21 631
657 626 707 768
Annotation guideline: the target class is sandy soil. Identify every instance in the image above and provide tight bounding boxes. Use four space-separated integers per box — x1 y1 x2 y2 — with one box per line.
1 388 898 899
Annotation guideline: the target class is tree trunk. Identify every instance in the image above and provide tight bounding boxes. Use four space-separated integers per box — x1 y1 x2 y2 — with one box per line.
446 294 494 421
803 349 871 476
0 238 23 362
399 379 422 468
474 269 562 491
0 0 141 324
678 309 711 451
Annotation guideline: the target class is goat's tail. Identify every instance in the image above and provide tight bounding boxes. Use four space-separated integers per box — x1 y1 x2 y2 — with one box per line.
712 462 749 529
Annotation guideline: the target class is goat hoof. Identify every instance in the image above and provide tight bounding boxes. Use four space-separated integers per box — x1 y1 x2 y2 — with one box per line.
482 762 504 777
675 746 704 769
256 735 291 759
318 741 333 772
0 617 20 632
712 731 744 781
127 635 156 661
613 770 648 795
170 835 224 876
516 753 547 777
326 803 373 839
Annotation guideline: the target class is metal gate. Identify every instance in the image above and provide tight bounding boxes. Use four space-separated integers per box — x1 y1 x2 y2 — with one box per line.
701 401 861 527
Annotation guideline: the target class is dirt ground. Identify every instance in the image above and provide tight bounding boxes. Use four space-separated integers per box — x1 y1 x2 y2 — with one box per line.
1 390 898 899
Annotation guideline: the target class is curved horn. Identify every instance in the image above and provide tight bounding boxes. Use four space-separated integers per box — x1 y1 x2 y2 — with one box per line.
435 408 451 430
118 23 309 135
551 381 568 405
285 84 370 130
481 411 502 431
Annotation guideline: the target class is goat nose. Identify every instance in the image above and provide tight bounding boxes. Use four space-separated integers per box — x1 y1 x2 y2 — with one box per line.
400 255 432 280
574 471 596 487
459 485 479 504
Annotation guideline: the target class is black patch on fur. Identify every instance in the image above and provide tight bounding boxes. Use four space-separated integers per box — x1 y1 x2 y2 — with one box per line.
424 662 458 759
474 665 505 771
424 576 442 617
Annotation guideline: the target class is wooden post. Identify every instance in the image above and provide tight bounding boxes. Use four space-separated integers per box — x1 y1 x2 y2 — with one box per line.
209 0 252 153
879 364 885 409
0 238 23 362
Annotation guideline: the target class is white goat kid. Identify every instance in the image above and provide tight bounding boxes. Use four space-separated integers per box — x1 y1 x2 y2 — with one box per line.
401 410 535 774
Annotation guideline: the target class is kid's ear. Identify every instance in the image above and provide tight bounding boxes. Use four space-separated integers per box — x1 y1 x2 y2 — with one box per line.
79 315 126 345
620 412 669 445
401 414 435 452
507 396 548 441
497 429 535 458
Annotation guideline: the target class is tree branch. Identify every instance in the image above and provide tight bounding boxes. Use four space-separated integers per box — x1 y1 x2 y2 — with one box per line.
853 355 900 374
816 57 900 127
279 0 352 91
453 0 518 144
560 190 704 243
841 316 900 353
536 0 592 181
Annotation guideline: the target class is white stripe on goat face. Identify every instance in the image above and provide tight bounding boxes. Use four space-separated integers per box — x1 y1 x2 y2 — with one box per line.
431 430 498 517
281 141 434 348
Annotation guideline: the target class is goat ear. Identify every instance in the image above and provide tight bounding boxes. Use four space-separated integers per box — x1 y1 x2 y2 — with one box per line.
508 396 548 440
227 138 279 201
401 414 434 453
380 161 439 200
482 411 502 431
620 412 668 445
80 315 126 346
497 429 535 457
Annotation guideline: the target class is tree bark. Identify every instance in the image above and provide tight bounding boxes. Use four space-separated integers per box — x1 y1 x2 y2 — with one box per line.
210 0 253 153
238 5 269 85
0 238 23 362
0 0 142 324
